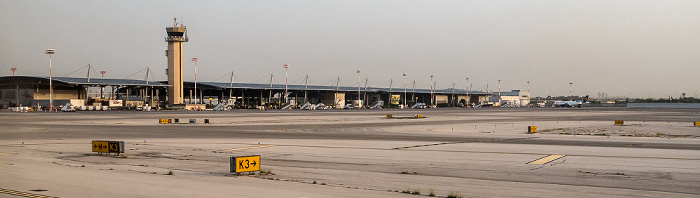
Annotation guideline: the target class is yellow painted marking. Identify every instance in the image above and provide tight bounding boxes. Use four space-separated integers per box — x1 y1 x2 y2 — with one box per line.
222 145 276 151
528 155 566 165
0 188 58 198
0 153 14 155
0 163 12 166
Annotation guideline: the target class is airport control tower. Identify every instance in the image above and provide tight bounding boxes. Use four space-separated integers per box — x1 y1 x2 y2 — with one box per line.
165 18 188 105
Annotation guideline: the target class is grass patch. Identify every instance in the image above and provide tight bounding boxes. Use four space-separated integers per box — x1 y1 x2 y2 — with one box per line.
429 189 435 197
411 188 421 195
313 180 317 184
447 191 463 198
167 170 174 175
260 169 274 175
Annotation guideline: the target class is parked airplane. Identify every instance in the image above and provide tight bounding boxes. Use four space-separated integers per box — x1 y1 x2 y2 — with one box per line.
553 95 589 108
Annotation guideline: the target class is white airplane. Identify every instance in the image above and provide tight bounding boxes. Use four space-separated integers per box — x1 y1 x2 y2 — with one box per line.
553 95 589 108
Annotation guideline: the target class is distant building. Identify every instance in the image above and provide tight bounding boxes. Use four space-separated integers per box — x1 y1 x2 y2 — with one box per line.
488 90 530 107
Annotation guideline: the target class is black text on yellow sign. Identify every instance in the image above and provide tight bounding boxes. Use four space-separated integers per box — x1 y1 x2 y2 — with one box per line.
92 140 124 154
159 119 171 124
695 122 700 126
92 141 110 152
230 155 261 173
615 120 624 125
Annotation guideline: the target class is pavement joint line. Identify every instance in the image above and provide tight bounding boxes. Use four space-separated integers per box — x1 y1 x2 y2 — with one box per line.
221 144 276 151
528 154 566 165
0 188 58 198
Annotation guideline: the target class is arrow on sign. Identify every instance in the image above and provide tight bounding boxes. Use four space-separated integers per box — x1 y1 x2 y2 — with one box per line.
251 161 257 167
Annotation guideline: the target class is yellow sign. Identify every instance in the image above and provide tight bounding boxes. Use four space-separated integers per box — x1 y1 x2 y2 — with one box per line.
387 114 392 118
528 126 537 133
92 141 109 152
615 120 624 125
92 141 123 153
695 122 700 126
230 155 261 173
159 119 171 124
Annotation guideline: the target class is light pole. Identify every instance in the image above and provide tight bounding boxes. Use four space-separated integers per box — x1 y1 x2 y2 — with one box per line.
569 82 573 101
192 57 199 108
430 75 434 107
527 81 530 94
403 73 407 108
356 70 361 107
466 77 469 105
45 49 55 111
283 64 290 104
100 70 106 98
11 67 16 76
498 79 502 104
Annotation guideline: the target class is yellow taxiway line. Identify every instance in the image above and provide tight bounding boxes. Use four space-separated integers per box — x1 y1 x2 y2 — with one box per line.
0 153 14 155
222 144 276 151
528 155 566 165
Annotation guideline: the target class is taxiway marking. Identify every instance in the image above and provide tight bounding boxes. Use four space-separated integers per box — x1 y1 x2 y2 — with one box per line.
222 144 276 151
0 153 14 155
528 155 566 165
0 188 58 198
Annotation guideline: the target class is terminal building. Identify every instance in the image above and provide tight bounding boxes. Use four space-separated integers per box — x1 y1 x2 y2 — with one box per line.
0 19 501 110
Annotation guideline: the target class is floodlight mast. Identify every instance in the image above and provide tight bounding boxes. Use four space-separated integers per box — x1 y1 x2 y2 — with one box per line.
466 77 470 106
283 64 290 104
569 82 573 101
45 49 55 111
192 57 199 108
430 75 434 107
357 70 361 107
403 73 407 108
498 79 502 103
100 70 106 98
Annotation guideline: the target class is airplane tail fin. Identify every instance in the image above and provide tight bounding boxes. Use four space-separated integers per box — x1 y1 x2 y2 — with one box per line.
582 95 589 103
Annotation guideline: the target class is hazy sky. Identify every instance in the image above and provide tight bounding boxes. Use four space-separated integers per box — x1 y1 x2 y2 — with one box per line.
2 0 699 98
